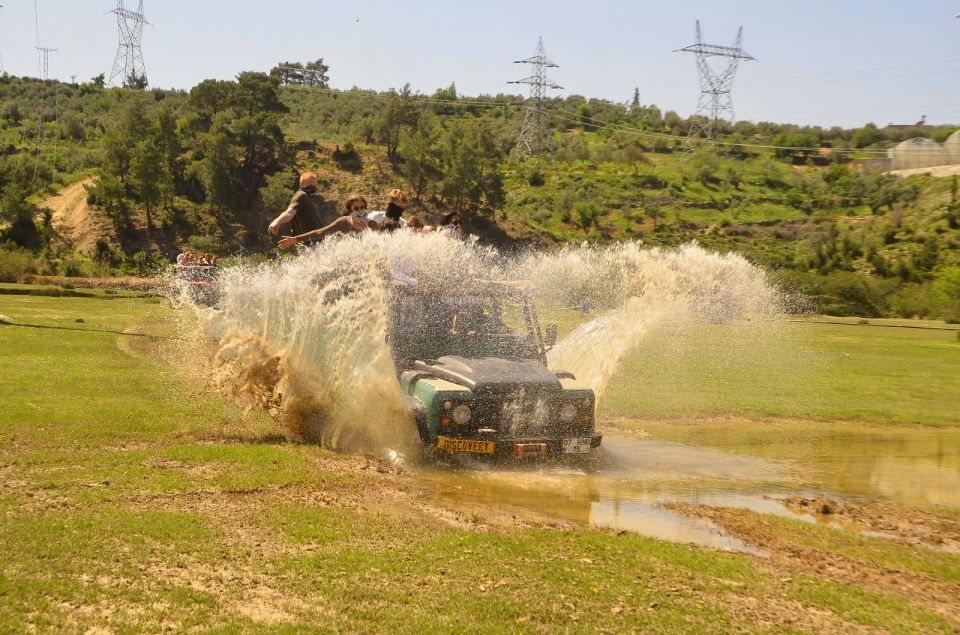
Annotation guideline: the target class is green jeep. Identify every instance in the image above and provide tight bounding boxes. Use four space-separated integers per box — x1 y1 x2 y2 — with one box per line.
386 280 602 460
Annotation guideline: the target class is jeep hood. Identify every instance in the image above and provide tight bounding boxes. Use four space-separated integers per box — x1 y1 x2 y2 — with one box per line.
413 356 562 395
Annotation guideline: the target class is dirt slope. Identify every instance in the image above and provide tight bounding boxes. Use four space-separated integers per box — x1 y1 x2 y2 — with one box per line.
42 177 118 253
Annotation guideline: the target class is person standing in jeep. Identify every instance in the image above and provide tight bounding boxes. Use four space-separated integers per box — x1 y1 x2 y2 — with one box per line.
267 172 337 238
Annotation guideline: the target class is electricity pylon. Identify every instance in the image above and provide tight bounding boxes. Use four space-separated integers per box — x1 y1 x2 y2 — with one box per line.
509 36 562 163
109 0 148 88
35 46 56 80
677 20 754 156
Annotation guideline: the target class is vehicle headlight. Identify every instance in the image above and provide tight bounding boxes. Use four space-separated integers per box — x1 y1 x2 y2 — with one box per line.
559 403 578 423
452 404 472 425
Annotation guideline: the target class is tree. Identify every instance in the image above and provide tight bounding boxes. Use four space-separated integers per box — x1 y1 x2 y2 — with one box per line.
187 79 237 132
90 73 105 88
100 93 152 184
852 122 881 148
430 83 458 115
398 114 441 199
154 102 182 210
87 173 130 230
270 59 329 88
686 148 720 185
438 120 504 214
643 197 662 229
130 138 164 228
201 114 241 227
933 267 960 321
573 200 602 233
232 72 287 117
378 84 419 162
0 185 40 248
125 73 148 90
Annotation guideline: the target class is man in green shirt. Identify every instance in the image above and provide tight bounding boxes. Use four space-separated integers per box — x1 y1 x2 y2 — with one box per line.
267 172 336 237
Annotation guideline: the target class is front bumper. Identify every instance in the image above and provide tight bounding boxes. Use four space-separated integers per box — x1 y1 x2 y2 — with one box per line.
435 433 602 459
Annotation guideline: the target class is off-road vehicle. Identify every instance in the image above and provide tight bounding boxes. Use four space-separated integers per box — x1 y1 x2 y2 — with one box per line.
387 280 601 459
172 264 219 306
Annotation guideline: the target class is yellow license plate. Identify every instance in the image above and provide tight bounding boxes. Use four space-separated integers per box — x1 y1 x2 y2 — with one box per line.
437 436 495 454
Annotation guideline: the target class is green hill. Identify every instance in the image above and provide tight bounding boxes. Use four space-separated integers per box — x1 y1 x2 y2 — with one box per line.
0 72 958 319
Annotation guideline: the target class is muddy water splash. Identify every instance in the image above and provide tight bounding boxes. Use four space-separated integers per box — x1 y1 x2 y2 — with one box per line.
188 232 503 456
181 235 779 456
523 243 780 404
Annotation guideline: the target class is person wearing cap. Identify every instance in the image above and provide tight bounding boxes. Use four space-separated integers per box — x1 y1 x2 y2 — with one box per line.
277 193 372 249
267 172 336 238
366 189 409 228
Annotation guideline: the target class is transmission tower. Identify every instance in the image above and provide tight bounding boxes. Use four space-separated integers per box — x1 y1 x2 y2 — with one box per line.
109 0 148 88
35 46 56 80
509 36 562 163
677 20 754 156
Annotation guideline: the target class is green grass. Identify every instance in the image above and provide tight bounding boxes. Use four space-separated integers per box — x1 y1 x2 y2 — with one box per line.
2 293 959 631
600 319 960 425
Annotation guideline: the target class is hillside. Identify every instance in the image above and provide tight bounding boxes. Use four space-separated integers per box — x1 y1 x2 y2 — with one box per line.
0 73 958 319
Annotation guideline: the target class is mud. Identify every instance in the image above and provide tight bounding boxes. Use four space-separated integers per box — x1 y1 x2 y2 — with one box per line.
410 435 801 553
784 496 960 551
675 503 960 624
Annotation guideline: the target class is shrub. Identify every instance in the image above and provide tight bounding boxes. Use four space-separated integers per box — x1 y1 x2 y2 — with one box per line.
0 247 35 282
55 255 94 278
119 250 166 277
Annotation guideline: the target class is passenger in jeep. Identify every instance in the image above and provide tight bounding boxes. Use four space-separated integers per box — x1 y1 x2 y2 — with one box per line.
278 193 371 249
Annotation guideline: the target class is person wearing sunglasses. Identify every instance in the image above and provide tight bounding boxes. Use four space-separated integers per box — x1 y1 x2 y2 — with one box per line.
277 193 372 249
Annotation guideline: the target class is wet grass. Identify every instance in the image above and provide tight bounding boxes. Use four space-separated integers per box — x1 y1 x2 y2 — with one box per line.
1 293 959 631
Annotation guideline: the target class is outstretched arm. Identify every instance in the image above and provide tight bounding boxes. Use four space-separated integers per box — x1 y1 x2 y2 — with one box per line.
278 217 349 249
267 203 298 235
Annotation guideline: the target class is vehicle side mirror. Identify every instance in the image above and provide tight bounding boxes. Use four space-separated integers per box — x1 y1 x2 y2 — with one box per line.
544 323 559 349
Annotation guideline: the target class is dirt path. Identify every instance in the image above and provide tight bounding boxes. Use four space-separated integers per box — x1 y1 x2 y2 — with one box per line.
41 177 118 253
889 164 960 178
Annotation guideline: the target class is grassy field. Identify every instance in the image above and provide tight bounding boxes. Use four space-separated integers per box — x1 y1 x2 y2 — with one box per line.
1 289 959 632
602 318 960 425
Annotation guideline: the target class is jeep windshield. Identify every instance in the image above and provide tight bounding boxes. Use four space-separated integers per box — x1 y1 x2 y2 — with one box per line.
387 284 546 366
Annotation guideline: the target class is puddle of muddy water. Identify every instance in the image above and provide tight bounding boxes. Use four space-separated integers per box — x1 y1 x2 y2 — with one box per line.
413 431 960 553
680 426 960 509
413 436 806 554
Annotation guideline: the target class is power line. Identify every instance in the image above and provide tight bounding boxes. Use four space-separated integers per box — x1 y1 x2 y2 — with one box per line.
740 56 960 83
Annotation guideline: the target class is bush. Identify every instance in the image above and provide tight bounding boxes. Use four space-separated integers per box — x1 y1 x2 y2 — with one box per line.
0 247 36 282
889 283 939 318
778 270 894 317
55 255 94 278
119 250 166 277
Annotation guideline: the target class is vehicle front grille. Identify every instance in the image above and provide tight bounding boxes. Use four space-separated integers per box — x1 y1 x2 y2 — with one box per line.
442 394 592 438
